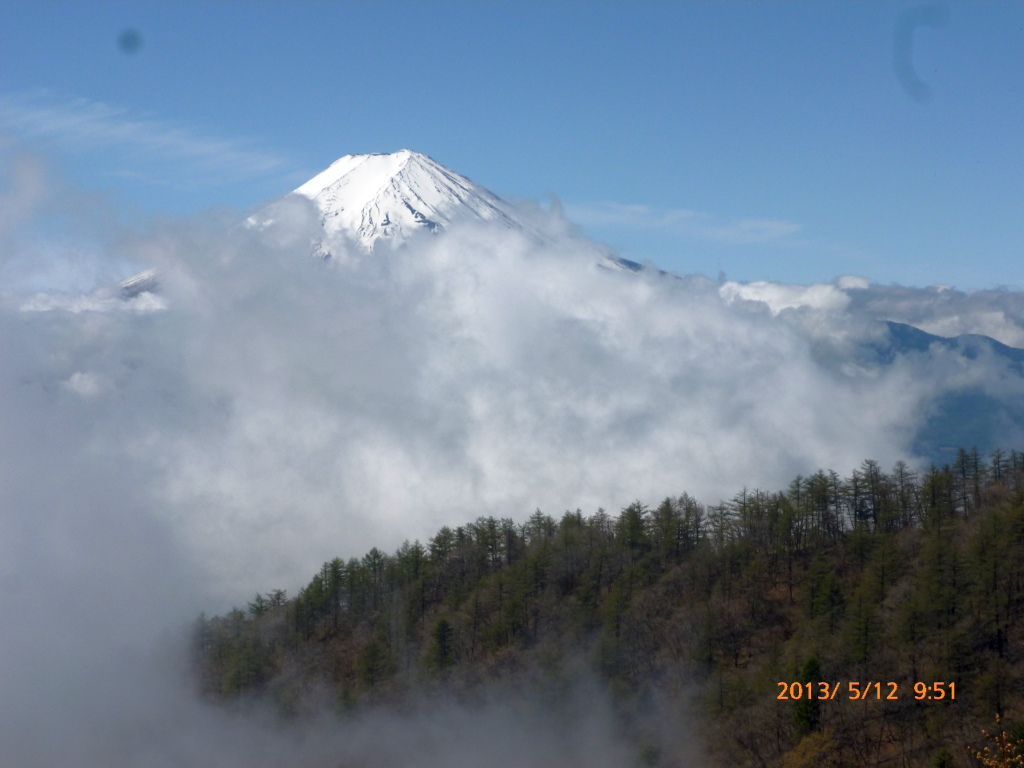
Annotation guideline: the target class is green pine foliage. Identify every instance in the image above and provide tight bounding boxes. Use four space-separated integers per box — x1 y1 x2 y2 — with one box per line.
194 448 1024 767
794 655 822 735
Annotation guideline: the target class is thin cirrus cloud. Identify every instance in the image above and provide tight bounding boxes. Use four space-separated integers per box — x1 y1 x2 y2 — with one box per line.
0 90 289 185
566 200 802 245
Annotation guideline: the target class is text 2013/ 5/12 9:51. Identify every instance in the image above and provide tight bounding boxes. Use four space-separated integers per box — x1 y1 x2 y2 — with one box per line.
777 682 955 701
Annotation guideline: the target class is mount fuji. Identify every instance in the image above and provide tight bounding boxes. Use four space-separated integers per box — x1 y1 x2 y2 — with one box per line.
269 149 1024 461
291 149 529 253
74 148 1024 465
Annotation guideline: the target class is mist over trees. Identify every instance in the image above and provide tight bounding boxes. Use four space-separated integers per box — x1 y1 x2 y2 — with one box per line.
195 447 1024 767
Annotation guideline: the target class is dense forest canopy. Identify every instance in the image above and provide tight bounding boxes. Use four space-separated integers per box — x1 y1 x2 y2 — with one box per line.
195 448 1024 767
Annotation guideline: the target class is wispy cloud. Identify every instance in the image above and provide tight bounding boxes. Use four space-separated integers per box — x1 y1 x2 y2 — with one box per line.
565 201 802 245
0 90 288 184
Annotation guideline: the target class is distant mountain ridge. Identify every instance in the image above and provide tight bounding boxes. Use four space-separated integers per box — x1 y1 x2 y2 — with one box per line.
868 322 1024 459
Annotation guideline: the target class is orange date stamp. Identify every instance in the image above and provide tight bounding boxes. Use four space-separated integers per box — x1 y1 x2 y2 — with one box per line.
777 682 955 701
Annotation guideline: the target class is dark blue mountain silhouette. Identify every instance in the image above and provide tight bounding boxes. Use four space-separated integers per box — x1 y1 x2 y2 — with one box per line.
871 322 1024 463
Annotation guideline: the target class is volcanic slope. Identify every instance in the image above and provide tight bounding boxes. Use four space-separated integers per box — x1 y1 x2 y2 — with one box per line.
293 150 527 252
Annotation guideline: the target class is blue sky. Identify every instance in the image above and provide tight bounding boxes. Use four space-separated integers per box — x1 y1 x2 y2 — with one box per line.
1 1 1022 288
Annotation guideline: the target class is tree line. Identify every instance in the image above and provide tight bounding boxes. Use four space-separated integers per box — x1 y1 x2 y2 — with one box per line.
193 447 1024 767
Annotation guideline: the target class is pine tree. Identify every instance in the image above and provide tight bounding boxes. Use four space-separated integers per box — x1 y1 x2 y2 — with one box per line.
794 655 822 735
429 616 455 670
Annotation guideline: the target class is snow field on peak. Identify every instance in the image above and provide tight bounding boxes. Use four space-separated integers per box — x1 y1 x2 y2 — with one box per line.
293 150 523 251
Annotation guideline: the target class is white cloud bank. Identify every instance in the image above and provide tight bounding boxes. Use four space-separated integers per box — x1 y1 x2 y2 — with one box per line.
719 280 852 315
4 223 917 597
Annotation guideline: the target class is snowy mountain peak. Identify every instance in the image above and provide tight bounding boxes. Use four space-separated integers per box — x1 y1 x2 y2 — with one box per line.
293 150 523 251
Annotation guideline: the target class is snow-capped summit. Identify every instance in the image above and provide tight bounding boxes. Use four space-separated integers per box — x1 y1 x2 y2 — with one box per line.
293 150 524 252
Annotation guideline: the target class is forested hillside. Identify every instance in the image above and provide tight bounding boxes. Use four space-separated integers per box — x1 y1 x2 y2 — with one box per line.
194 448 1024 767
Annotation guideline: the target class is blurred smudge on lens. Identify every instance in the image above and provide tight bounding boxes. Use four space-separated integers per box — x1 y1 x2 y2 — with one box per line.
892 4 948 103
118 28 143 55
